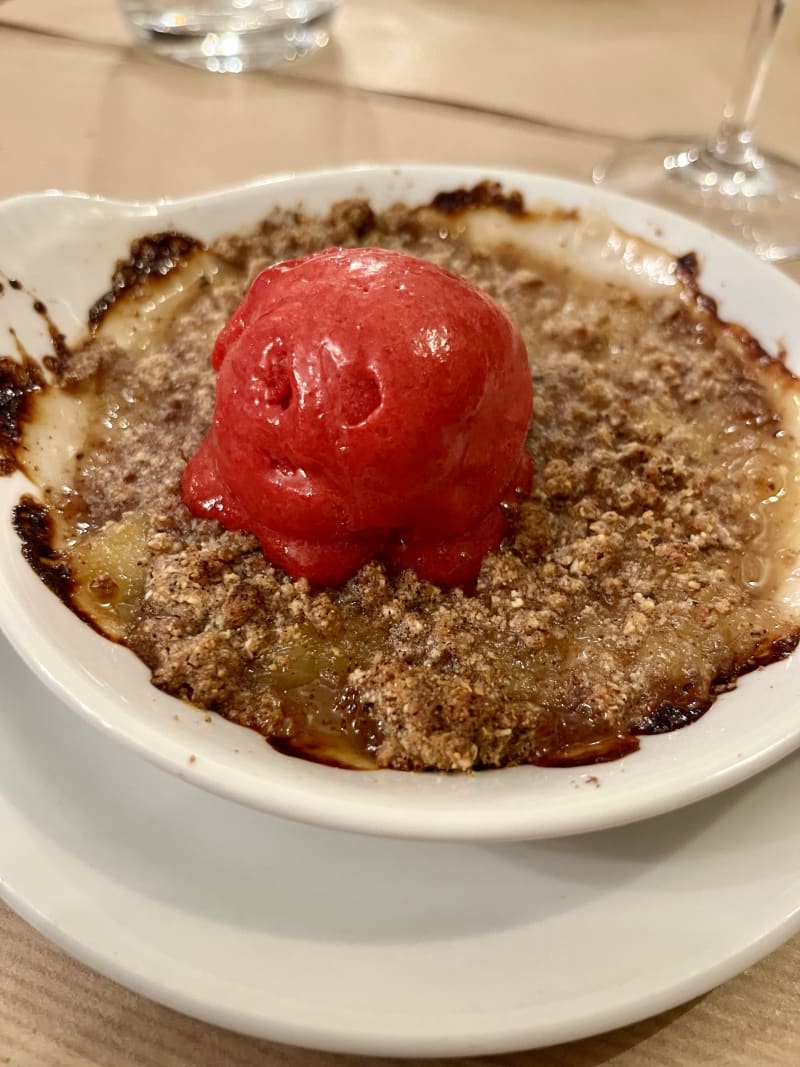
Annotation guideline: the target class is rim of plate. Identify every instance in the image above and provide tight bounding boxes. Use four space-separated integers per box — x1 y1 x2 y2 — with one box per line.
3 649 800 1056
1 163 800 843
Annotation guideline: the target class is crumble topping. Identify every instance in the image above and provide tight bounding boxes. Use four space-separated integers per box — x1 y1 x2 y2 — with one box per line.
12 193 800 771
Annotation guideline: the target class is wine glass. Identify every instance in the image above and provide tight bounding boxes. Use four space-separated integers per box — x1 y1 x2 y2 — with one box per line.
593 0 800 262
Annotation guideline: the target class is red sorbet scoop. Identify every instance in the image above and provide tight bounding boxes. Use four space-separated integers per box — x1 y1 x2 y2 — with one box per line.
182 247 533 587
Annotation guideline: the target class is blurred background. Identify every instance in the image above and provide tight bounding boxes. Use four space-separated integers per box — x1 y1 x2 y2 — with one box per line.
0 0 798 202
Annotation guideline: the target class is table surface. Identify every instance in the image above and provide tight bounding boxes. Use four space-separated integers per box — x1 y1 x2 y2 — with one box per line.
1 1 800 1064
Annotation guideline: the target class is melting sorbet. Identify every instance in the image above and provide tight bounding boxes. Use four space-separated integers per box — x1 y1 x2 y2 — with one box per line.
182 247 534 586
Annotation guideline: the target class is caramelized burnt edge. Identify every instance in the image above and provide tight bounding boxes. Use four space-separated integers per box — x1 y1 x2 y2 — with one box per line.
523 630 800 763
270 734 364 771
0 353 44 475
12 496 72 599
11 496 130 642
676 251 795 378
631 631 800 735
87 232 202 329
0 236 200 636
529 733 640 769
431 180 579 223
0 274 67 474
432 181 526 216
1 232 201 480
32 298 71 372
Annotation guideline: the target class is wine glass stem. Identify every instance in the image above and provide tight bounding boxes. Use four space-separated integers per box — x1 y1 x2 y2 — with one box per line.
708 0 786 167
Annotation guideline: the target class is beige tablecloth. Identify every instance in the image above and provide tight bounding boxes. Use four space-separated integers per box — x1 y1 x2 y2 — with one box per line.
1 3 800 1064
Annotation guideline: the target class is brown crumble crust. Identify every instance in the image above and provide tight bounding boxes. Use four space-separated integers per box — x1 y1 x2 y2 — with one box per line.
27 194 800 772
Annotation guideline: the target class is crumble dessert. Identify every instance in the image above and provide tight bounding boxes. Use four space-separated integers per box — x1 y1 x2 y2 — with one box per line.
4 185 800 771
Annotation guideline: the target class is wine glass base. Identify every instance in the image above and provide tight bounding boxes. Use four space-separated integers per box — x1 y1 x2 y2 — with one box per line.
593 136 800 262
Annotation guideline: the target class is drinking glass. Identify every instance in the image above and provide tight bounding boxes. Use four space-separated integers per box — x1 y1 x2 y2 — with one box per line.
117 0 340 72
593 0 800 261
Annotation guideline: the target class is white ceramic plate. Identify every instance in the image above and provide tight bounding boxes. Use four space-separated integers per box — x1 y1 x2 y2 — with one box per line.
2 632 800 1057
1 164 800 842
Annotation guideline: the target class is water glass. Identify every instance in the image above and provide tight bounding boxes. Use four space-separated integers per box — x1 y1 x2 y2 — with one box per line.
117 0 340 72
